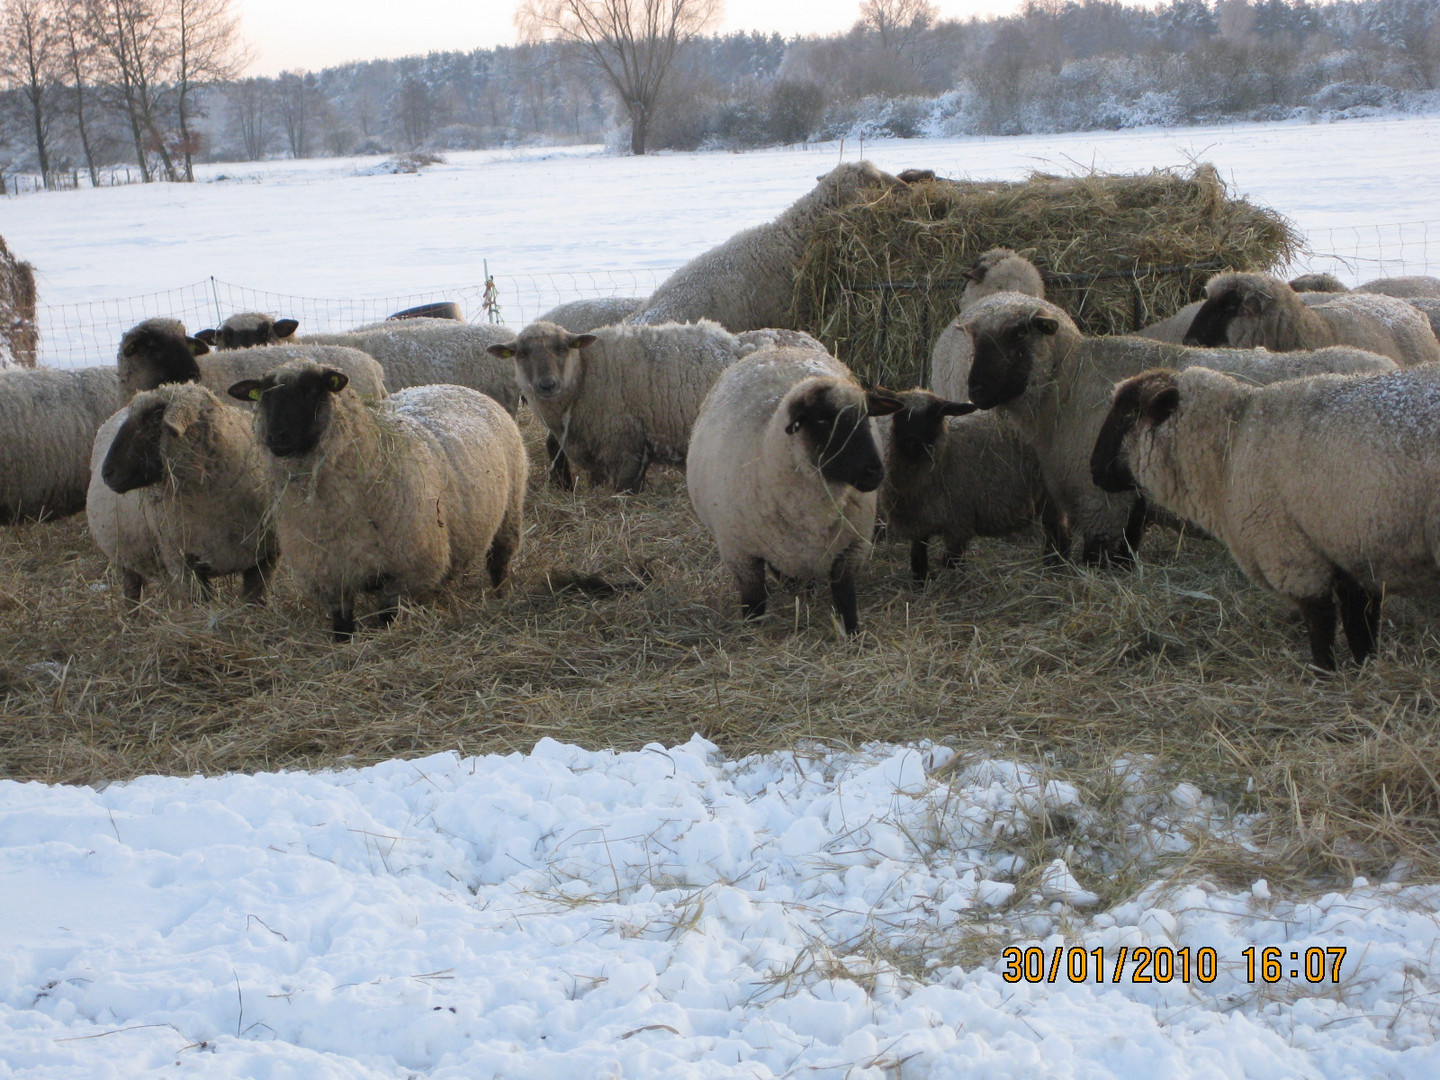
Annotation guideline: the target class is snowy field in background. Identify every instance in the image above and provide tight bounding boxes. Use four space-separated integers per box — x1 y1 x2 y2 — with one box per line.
4 738 1440 1079
6 113 1440 365
3 116 1440 1076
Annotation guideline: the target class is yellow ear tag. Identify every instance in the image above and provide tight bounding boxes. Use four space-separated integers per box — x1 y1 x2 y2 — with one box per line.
248 387 263 401
326 374 344 391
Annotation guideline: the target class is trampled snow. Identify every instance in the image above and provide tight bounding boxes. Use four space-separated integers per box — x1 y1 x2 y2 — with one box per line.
3 118 1440 1076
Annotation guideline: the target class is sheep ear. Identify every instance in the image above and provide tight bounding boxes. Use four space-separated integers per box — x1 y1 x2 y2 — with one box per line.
865 391 904 418
187 335 210 357
274 318 299 339
323 369 349 393
194 328 218 347
1238 288 1268 317
962 264 986 284
164 397 202 438
939 400 977 417
569 334 597 350
1032 315 1060 335
486 342 516 359
228 379 264 402
1143 385 1181 427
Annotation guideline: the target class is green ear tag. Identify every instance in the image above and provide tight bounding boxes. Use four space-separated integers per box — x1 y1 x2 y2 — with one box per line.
248 387 263 401
327 374 344 391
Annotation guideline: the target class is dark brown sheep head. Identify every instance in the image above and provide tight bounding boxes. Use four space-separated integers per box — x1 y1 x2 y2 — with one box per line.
1183 273 1278 347
964 304 1062 410
195 313 300 350
117 318 208 398
229 362 349 459
785 379 902 493
102 385 214 494
1090 368 1181 493
887 388 976 460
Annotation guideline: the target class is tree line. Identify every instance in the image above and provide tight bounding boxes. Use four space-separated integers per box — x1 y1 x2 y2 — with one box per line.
1 0 1437 185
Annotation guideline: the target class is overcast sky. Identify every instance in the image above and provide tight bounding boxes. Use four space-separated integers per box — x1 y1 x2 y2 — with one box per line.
239 0 1025 76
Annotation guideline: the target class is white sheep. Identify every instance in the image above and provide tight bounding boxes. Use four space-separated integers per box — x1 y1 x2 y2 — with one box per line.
201 343 387 403
629 161 910 330
194 312 300 350
879 388 1057 579
687 344 902 634
228 359 527 640
536 297 644 332
89 383 276 604
301 320 520 414
488 318 745 493
1091 364 1440 670
930 248 1047 400
962 293 1399 566
1182 271 1440 367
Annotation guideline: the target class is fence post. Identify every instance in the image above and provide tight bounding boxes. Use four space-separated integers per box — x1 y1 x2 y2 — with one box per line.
210 276 224 327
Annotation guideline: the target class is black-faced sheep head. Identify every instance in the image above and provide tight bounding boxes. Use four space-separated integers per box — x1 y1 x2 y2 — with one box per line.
229 364 349 459
784 380 902 493
195 313 300 350
1090 368 1181 494
888 389 977 459
102 386 211 494
117 319 208 398
965 307 1062 409
1183 274 1273 347
488 322 595 405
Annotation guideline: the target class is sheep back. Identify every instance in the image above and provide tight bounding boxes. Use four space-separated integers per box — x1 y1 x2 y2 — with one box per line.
537 297 644 332
201 343 387 403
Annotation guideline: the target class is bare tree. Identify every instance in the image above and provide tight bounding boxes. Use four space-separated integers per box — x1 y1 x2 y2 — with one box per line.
275 68 316 158
55 0 101 184
173 0 244 179
0 0 61 186
84 0 179 181
516 0 719 155
229 74 268 160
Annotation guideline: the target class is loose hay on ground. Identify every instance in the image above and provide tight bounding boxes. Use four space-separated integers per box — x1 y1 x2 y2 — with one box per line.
792 163 1301 388
1 411 1437 893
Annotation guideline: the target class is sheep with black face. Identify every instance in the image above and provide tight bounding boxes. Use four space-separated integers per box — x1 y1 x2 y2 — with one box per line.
194 312 300 350
229 359 527 640
686 345 901 634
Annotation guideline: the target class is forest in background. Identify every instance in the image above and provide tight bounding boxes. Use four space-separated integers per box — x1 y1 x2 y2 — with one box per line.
1 0 1437 187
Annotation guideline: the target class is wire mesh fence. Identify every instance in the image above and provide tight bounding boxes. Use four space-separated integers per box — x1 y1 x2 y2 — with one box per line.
31 267 675 369
23 218 1440 369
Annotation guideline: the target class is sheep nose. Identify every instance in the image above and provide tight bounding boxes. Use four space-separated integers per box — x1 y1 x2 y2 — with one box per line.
852 464 884 493
535 378 560 396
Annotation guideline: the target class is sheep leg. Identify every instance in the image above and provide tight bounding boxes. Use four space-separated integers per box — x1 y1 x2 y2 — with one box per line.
545 435 574 490
1039 499 1070 567
241 564 270 605
613 448 651 495
121 570 145 607
736 558 767 622
373 603 399 630
941 538 969 571
910 540 930 582
331 607 357 642
1296 595 1338 672
830 559 861 635
487 521 520 587
1335 573 1382 664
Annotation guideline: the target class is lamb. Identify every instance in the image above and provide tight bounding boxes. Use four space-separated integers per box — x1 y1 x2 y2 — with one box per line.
879 388 1058 580
686 344 902 634
227 359 527 640
629 161 910 330
90 383 276 604
488 318 744 493
194 312 300 350
1090 364 1440 670
536 297 644 333
929 248 1046 400
301 320 520 414
962 293 1400 565
1182 271 1440 367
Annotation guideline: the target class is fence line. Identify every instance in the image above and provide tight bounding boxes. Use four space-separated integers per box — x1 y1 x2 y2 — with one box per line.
26 217 1440 369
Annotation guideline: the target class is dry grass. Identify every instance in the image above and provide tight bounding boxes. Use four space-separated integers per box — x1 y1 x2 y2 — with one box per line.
792 163 1301 388
2 414 1438 892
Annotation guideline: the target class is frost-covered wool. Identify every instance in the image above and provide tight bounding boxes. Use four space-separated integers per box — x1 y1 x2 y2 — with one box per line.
687 345 900 634
233 360 527 639
1288 272 1350 293
734 327 830 354
1356 275 1440 299
1183 271 1440 367
88 383 275 604
492 318 745 493
536 296 644 333
1091 364 1440 669
0 366 126 522
301 320 520 414
929 250 1046 400
200 343 387 403
962 294 1399 566
880 389 1055 580
1404 297 1440 341
630 161 909 330
194 311 300 350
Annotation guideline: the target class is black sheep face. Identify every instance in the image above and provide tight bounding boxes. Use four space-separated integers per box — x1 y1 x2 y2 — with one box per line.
101 398 169 494
230 366 349 458
1090 369 1182 493
785 383 901 493
966 313 1058 409
1183 287 1251 347
890 391 975 459
197 317 299 351
118 325 207 394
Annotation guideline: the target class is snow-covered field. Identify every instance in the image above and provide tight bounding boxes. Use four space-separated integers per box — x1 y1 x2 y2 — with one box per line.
3 116 1440 1077
7 114 1440 366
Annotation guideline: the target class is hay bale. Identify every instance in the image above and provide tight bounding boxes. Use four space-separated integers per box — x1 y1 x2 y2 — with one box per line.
0 233 38 368
791 164 1301 389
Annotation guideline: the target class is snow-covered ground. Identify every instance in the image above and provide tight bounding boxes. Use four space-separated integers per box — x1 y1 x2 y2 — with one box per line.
7 114 1440 366
4 117 1440 1076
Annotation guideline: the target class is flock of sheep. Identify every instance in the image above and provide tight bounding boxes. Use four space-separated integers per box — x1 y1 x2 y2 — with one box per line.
4 159 1440 670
